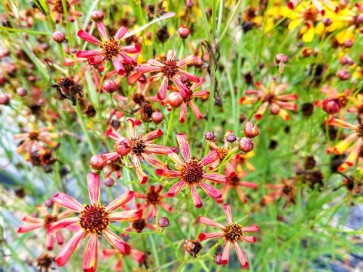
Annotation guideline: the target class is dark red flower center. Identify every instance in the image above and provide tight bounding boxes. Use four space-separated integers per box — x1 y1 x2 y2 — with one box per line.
264 93 277 103
224 223 244 242
146 190 162 205
132 218 146 232
101 38 122 60
52 0 70 13
131 138 146 155
229 176 240 186
79 204 109 235
180 159 204 184
44 214 58 227
161 60 178 78
28 131 39 140
282 185 294 196
302 8 318 21
357 125 363 137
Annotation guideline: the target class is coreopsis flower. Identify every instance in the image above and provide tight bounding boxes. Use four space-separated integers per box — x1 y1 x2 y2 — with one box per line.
218 155 258 203
125 204 157 233
76 22 141 75
14 125 60 158
48 173 141 271
288 0 338 15
347 93 363 119
239 81 298 120
328 117 363 172
198 204 259 268
205 131 239 176
102 248 145 271
283 2 325 42
105 119 173 184
155 133 228 208
262 179 297 207
48 0 82 23
134 185 172 218
167 78 209 123
128 50 201 100
235 152 256 172
314 86 350 115
17 204 73 250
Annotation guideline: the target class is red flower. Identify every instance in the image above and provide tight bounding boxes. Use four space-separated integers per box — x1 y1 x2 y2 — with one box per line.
198 204 259 268
240 81 298 120
102 248 145 272
104 118 173 184
17 204 73 250
262 179 296 207
135 184 172 218
48 173 142 272
155 133 228 208
128 50 201 100
76 22 141 75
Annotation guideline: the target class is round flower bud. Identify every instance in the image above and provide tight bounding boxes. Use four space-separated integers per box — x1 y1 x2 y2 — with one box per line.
322 99 340 114
44 199 53 208
344 39 353 48
238 137 254 152
16 87 27 96
275 53 288 64
168 92 183 108
90 154 107 170
226 133 237 143
339 56 348 65
244 122 259 138
103 80 118 93
270 103 280 115
0 94 10 105
178 25 190 39
158 217 169 228
184 240 202 257
357 14 363 24
52 31 65 43
337 70 350 81
214 253 224 265
114 137 132 156
204 131 215 141
151 111 163 124
322 17 332 26
91 10 104 22
104 177 115 187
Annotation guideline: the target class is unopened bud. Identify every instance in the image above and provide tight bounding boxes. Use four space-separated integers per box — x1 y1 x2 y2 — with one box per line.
339 56 348 65
226 133 237 143
44 199 53 208
184 240 202 258
275 53 288 64
151 111 163 124
344 39 353 48
322 17 332 26
214 253 224 265
204 131 215 141
244 122 259 138
322 99 340 114
168 92 184 108
91 10 104 22
16 87 27 96
178 25 190 39
104 177 115 187
337 70 350 80
158 217 169 228
103 80 118 93
90 154 107 170
238 137 254 152
115 137 132 156
52 31 65 43
0 94 10 105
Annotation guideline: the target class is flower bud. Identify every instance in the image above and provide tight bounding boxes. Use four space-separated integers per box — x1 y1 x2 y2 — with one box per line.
322 17 332 26
91 10 104 22
204 131 215 141
104 177 115 187
178 25 190 39
16 87 27 96
270 103 280 115
337 70 350 81
103 80 118 93
168 92 183 108
151 111 163 124
226 133 237 143
275 53 288 64
184 240 202 257
158 217 169 228
244 122 259 138
0 94 10 105
114 137 132 156
344 39 353 48
90 154 107 170
322 99 340 114
214 253 224 265
52 31 65 43
339 56 348 65
44 199 53 208
238 137 254 152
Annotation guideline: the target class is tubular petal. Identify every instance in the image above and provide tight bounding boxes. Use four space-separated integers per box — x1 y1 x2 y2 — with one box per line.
191 185 203 208
198 216 225 229
176 133 191 162
55 230 86 266
199 182 222 199
52 192 83 212
82 234 98 272
103 229 131 254
87 173 100 205
106 191 134 212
